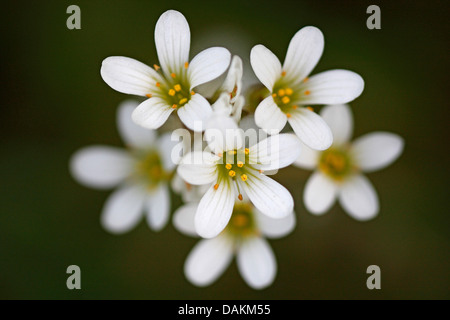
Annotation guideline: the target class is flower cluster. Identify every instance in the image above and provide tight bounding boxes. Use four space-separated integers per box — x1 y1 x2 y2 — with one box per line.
70 10 403 290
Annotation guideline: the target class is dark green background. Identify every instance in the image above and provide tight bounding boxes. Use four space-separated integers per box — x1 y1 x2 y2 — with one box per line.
1 0 449 299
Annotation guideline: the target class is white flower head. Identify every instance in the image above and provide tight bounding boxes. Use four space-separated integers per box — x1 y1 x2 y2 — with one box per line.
100 10 231 131
250 26 365 150
294 104 404 221
69 100 182 234
173 201 296 289
177 127 301 239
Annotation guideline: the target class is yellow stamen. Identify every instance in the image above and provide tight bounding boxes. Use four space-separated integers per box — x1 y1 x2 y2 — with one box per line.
190 90 195 95
229 170 236 177
184 62 189 69
278 89 286 97
281 71 286 77
237 161 244 168
172 104 177 109
174 84 182 92
272 93 277 98
171 73 176 78
179 98 188 105
286 88 293 95
304 90 311 95
286 113 292 118
282 96 290 104
156 82 161 87
153 64 160 71
244 148 249 155
302 77 309 83
238 194 243 201
146 94 152 98
168 89 176 96
306 106 314 111
240 174 248 181
233 214 247 227
225 163 232 170
292 105 298 110
214 183 219 190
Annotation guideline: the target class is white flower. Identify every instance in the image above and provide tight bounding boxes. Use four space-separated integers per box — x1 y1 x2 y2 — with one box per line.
250 26 365 150
294 104 404 221
69 100 180 233
173 201 296 289
177 129 301 238
100 10 231 131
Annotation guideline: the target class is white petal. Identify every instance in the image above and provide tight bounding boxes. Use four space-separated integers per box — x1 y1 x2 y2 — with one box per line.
131 97 174 130
249 133 302 171
172 202 199 237
237 237 276 290
299 70 364 105
100 185 145 234
292 140 319 170
256 209 296 239
339 174 379 221
177 93 212 131
184 235 234 287
117 100 156 149
195 181 235 238
100 56 161 96
320 104 353 146
242 170 293 219
250 44 282 91
303 171 338 215
177 151 219 185
351 132 404 172
156 132 180 171
70 146 133 189
145 183 170 231
254 96 287 134
154 10 190 78
188 47 231 89
283 26 324 86
288 108 333 150
220 55 244 102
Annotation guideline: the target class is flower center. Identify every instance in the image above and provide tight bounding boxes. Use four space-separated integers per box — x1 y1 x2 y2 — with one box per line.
134 150 169 189
225 202 257 237
218 148 251 183
318 148 354 181
272 73 311 117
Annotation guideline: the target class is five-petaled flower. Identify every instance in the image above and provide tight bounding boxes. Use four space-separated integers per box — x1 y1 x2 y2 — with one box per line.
294 104 404 220
70 100 180 233
250 26 365 150
177 128 301 238
173 200 296 289
101 10 231 131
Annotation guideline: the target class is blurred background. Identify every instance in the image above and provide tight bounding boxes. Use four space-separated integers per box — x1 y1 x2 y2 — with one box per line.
1 0 448 299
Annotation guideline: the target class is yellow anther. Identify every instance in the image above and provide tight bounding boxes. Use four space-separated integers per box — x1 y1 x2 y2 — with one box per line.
286 113 292 118
171 73 176 78
303 77 309 83
190 90 195 95
240 174 248 181
272 93 277 98
229 170 236 177
174 84 182 92
244 148 249 155
286 88 293 95
179 98 188 105
146 93 152 98
172 104 177 109
282 96 291 104
168 89 176 96
184 62 189 69
153 64 160 71
304 90 311 95
292 105 298 109
259 169 264 174
225 163 232 170
228 150 237 155
281 71 286 77
238 194 243 201
306 106 314 111
237 161 244 168
278 89 286 97
214 183 219 190
156 82 161 87
233 214 247 227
